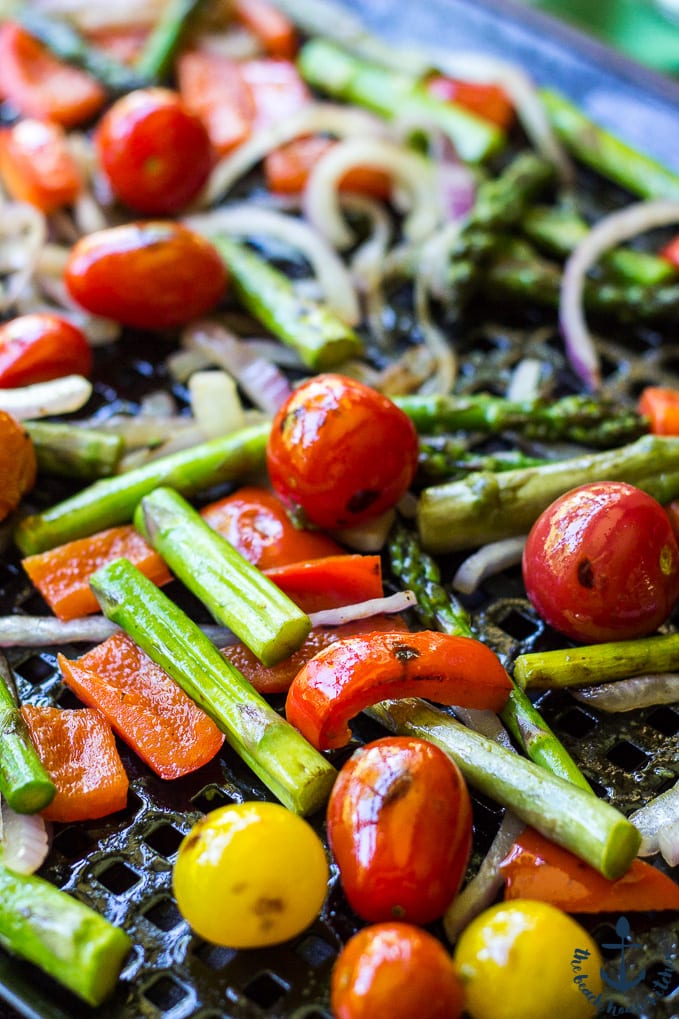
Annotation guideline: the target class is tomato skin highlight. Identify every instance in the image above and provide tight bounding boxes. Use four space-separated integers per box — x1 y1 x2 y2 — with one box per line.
95 88 213 215
326 737 472 924
0 313 92 388
331 922 465 1019
522 481 679 643
267 374 419 529
64 222 227 330
0 119 83 214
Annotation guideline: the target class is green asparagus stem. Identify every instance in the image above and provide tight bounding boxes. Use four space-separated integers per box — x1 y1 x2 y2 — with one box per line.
417 439 547 485
395 392 646 448
135 487 311 666
0 654 55 814
212 237 363 370
388 522 591 791
418 434 679 553
540 88 679 201
514 632 679 690
442 153 555 313
25 421 124 481
135 0 209 80
18 9 147 93
14 421 269 556
297 38 504 164
366 699 639 879
0 864 131 1006
90 558 336 815
522 205 677 286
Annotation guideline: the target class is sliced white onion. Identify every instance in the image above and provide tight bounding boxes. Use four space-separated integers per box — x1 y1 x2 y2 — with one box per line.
166 348 213 384
0 801 50 875
506 357 543 402
31 0 166 29
0 202 47 313
189 370 246 439
80 413 197 449
202 103 390 206
304 138 440 249
572 674 679 713
444 809 525 943
452 707 515 751
658 819 679 868
412 270 457 396
116 424 207 470
330 508 397 552
73 190 109 236
0 615 237 647
629 779 679 856
452 536 527 595
308 590 416 628
561 200 679 390
0 375 92 420
184 204 360 325
139 390 177 418
344 194 393 294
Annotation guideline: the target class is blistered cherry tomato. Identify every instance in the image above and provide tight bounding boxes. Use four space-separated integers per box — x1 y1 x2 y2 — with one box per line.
95 88 213 215
65 221 227 330
326 736 472 924
172 802 329 948
266 374 419 530
331 922 464 1019
523 481 679 643
0 313 92 387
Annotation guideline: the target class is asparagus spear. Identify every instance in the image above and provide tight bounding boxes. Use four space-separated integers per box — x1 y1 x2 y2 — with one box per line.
135 487 311 666
297 38 504 164
418 434 679 553
0 863 131 1006
135 0 209 80
395 392 646 448
514 633 679 690
14 421 269 556
18 9 147 93
540 88 679 201
25 421 124 481
366 698 639 880
90 558 336 816
417 439 547 485
0 654 55 814
212 237 363 370
388 522 591 790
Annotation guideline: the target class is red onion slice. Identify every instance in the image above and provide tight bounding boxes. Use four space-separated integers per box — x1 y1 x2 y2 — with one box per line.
0 801 50 875
452 537 527 595
629 779 679 856
572 674 679 713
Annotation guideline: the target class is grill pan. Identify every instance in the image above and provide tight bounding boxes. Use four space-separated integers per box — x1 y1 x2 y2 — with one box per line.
2 1 679 1016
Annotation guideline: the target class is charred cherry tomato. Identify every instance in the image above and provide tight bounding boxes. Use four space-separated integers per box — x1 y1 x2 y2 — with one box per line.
0 119 82 214
266 374 419 530
65 222 227 330
522 481 679 643
173 802 328 948
95 88 213 215
326 736 473 924
0 313 92 388
331 922 465 1019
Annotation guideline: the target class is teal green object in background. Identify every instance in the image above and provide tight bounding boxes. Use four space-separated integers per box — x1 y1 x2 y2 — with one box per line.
520 0 679 74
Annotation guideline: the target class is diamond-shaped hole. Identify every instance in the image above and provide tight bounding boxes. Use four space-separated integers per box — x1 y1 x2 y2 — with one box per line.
242 971 289 1009
144 822 184 859
52 826 93 860
142 895 185 932
56 688 84 710
646 706 679 737
94 859 141 895
495 608 538 641
191 784 237 814
15 655 55 685
142 974 190 1012
295 934 336 969
193 941 237 971
606 740 649 773
558 708 597 738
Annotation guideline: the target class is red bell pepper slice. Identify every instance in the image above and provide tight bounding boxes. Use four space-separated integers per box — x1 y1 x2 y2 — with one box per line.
21 704 128 822
500 827 679 912
425 74 514 129
58 632 225 779
264 554 383 612
638 385 679 436
0 120 83 215
264 136 393 198
233 0 299 59
285 630 513 750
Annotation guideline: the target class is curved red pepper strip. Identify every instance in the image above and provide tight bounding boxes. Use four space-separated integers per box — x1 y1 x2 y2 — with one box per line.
285 630 513 750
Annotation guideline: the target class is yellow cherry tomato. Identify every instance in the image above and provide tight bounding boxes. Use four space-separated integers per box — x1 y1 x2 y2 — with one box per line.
172 801 329 948
454 899 604 1019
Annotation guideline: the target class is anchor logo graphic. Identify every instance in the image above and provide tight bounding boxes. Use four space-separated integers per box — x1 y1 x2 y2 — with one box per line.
600 916 646 993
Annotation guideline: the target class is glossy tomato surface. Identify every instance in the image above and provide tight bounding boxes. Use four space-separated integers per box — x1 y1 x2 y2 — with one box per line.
331 922 464 1019
266 374 419 529
522 481 679 643
0 313 92 387
65 222 227 330
326 736 472 924
96 88 213 215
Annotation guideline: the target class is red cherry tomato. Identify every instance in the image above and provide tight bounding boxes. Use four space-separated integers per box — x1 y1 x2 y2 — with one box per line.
326 736 472 924
95 88 213 215
522 481 679 643
0 119 83 214
331 922 465 1019
266 374 419 529
0 313 92 387
64 222 227 331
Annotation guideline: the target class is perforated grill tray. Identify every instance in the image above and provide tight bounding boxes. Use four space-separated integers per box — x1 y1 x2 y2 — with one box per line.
2 2 679 1017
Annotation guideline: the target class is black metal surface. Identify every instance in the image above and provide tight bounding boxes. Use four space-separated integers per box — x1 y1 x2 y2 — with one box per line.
1 2 679 1017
